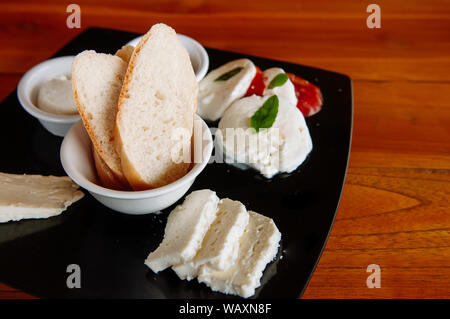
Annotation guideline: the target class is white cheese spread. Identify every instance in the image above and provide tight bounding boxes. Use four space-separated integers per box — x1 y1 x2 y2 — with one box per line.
37 75 78 115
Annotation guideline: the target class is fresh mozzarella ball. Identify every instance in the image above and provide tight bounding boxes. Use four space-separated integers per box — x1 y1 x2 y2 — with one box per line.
217 95 312 178
263 68 297 107
197 59 256 121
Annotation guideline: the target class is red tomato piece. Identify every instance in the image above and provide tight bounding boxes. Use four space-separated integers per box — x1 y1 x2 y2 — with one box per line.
244 67 265 97
287 73 323 117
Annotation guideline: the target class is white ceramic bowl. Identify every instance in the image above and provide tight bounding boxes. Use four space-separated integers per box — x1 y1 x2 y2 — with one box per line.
60 115 213 214
126 33 209 81
17 56 80 137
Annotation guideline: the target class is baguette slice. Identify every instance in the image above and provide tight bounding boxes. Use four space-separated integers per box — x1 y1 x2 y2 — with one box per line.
115 23 198 190
92 147 130 190
0 173 84 223
90 46 134 190
72 50 128 186
115 45 134 63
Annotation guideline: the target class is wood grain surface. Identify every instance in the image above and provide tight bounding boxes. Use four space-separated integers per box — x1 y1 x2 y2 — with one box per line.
0 0 449 299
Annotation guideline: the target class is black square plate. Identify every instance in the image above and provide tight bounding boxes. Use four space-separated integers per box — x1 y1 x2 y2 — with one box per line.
0 28 352 299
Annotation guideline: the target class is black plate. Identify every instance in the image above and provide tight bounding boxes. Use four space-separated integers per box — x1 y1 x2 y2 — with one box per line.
0 27 352 299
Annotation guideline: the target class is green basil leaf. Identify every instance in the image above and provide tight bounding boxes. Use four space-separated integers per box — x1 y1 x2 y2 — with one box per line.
214 67 244 82
268 73 288 89
250 95 279 132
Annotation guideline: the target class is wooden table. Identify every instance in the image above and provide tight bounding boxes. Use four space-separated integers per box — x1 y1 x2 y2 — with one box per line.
0 0 449 299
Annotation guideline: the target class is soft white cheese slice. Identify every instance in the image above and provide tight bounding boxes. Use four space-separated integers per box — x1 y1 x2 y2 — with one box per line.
217 94 312 178
197 59 256 121
263 67 297 107
145 189 219 273
197 211 281 298
0 173 84 223
172 198 249 280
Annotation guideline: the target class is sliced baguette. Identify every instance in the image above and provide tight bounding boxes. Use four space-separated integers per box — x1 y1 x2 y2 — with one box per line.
92 147 130 190
72 50 128 186
115 23 198 190
90 46 134 190
115 45 134 64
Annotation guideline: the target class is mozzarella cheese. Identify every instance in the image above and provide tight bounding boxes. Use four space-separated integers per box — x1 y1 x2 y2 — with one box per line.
197 59 256 121
37 75 78 115
197 210 281 298
172 198 249 280
0 173 84 223
263 67 297 107
216 94 313 178
144 189 219 273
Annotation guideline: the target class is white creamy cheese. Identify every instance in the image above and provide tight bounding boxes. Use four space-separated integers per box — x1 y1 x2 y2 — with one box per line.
197 211 281 298
145 189 282 298
197 59 256 121
144 189 219 273
216 95 313 178
37 75 78 115
172 198 249 280
0 173 84 223
263 67 297 107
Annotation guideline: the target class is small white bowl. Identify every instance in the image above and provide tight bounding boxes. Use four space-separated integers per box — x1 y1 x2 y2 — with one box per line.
17 56 80 137
60 115 213 214
126 33 209 81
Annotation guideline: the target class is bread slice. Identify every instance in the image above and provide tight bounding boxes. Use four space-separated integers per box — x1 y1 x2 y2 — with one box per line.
197 211 281 298
172 198 249 280
115 23 198 190
0 173 84 223
89 46 134 190
72 50 129 186
145 189 219 273
92 147 130 190
115 45 134 63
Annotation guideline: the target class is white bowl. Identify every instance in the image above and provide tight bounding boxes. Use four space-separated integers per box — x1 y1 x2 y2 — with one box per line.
126 33 209 81
17 56 80 137
60 115 213 214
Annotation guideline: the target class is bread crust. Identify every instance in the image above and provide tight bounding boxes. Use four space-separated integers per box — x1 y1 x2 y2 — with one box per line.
92 147 130 190
115 45 134 64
